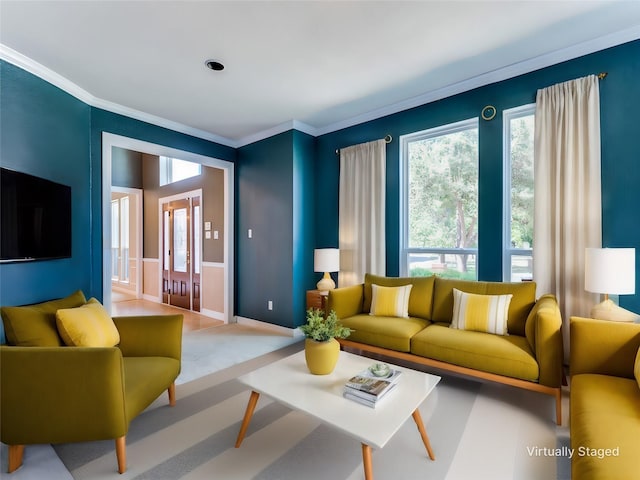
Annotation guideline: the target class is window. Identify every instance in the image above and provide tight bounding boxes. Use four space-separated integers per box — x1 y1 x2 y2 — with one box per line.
159 156 201 186
111 196 130 283
503 105 535 281
401 118 479 279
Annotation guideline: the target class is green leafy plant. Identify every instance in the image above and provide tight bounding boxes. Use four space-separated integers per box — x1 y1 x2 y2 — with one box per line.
300 308 352 342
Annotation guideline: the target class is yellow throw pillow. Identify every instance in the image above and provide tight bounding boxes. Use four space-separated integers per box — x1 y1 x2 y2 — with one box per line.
370 284 413 318
56 298 120 347
451 288 513 336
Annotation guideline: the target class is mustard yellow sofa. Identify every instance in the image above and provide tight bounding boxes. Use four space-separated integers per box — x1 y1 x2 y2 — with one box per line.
328 274 564 423
570 317 640 480
0 291 183 474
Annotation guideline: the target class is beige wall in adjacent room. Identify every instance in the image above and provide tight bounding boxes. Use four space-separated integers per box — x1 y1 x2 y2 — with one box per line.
202 263 225 315
143 259 160 298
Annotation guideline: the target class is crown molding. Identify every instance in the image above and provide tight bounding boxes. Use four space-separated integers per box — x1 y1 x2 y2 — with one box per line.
3 25 639 149
313 25 640 137
236 120 318 148
0 43 238 148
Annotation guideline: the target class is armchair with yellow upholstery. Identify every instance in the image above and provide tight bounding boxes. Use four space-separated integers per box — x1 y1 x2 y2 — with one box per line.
569 316 640 479
0 291 183 474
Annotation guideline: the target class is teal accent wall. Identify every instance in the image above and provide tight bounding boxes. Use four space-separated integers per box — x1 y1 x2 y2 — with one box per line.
236 130 316 328
0 61 92 313
315 39 640 314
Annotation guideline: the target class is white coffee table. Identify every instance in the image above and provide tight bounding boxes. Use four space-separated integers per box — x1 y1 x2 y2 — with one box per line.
234 350 440 480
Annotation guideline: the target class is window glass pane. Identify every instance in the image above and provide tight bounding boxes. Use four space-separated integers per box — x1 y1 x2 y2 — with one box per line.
171 158 201 183
111 200 119 279
406 119 478 279
193 205 201 275
163 210 170 270
120 197 129 282
159 156 201 186
173 208 188 273
509 114 534 249
504 106 535 282
408 252 477 280
510 254 533 282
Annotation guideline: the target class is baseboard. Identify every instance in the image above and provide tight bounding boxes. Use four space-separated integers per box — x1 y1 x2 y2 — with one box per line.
201 308 225 322
235 316 304 338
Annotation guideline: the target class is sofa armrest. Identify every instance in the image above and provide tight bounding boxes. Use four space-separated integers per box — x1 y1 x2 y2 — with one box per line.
525 294 564 387
327 284 364 319
570 316 640 378
0 346 127 445
113 314 183 361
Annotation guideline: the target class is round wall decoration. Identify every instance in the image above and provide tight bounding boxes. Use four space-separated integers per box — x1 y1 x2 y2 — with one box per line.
481 105 496 121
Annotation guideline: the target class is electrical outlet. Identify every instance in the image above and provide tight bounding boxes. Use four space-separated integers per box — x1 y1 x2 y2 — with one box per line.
248 229 253 238
214 230 219 239
268 300 273 310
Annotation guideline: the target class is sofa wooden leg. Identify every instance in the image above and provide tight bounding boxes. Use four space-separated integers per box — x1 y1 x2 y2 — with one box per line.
168 382 176 406
115 436 126 474
555 388 562 425
8 445 25 473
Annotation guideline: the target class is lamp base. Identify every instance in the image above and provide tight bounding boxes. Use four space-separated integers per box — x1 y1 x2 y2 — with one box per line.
591 299 640 322
316 272 336 294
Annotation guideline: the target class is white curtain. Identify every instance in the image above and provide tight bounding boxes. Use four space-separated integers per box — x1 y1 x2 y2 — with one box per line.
533 74 602 359
338 139 386 287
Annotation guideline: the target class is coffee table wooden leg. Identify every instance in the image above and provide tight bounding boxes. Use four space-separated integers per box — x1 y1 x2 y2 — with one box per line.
235 390 260 448
361 444 374 480
412 409 435 460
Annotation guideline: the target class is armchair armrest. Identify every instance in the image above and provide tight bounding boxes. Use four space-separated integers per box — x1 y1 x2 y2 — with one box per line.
0 346 127 445
113 314 183 361
327 284 364 319
570 316 640 378
525 294 564 387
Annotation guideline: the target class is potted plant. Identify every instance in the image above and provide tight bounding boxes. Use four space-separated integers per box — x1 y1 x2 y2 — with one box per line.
300 308 352 375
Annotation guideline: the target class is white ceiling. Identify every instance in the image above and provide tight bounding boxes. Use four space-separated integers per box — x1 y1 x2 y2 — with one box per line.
1 1 639 147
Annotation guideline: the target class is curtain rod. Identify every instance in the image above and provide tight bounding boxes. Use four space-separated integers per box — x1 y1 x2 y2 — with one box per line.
597 72 608 80
335 134 392 155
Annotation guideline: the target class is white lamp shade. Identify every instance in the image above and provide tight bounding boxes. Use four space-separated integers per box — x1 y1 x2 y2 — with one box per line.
585 247 635 295
314 248 340 273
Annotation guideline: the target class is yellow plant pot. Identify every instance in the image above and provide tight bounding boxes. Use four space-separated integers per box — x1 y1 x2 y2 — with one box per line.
304 338 340 375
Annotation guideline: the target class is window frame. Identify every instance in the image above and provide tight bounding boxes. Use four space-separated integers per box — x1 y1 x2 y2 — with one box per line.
502 104 536 282
399 117 479 278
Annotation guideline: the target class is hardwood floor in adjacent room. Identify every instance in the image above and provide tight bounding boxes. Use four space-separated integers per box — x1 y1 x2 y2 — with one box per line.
111 292 224 332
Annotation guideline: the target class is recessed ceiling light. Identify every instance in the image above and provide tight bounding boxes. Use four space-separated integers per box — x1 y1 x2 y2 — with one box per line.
205 59 225 71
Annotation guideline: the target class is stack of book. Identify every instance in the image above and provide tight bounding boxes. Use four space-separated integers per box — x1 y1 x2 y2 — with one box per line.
343 367 402 408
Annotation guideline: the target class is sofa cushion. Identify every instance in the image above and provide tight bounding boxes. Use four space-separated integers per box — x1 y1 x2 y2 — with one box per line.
410 324 539 381
432 278 536 336
339 314 430 352
370 284 412 318
123 356 181 422
451 289 512 336
1 290 87 346
364 274 435 319
570 374 640 479
56 298 120 347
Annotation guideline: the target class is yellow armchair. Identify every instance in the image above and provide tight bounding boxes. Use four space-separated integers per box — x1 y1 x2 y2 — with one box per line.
0 312 183 474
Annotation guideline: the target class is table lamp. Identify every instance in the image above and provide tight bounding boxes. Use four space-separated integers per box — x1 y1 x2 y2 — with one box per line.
585 247 638 322
314 248 340 293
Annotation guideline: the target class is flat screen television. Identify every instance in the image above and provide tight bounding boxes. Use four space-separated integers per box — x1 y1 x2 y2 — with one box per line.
0 167 72 263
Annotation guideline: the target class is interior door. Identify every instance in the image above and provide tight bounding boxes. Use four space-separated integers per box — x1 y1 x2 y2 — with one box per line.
162 199 191 310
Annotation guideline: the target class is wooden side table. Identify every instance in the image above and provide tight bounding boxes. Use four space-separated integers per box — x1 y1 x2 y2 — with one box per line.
306 290 328 314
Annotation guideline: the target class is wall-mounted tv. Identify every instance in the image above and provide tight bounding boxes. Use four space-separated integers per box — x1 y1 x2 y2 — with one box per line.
1 167 72 263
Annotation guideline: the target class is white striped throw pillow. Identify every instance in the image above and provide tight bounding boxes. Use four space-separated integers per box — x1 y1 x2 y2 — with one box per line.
369 284 413 318
450 288 513 336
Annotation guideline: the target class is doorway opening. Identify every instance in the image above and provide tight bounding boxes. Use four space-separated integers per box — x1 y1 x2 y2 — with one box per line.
161 192 202 312
102 133 234 323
